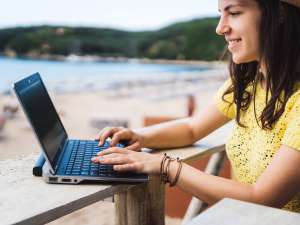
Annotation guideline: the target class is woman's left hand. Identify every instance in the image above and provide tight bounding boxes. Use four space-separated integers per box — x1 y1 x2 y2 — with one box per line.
91 147 164 175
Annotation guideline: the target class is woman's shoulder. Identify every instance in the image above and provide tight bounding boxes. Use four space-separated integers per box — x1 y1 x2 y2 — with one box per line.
213 78 236 119
286 82 300 110
282 82 300 151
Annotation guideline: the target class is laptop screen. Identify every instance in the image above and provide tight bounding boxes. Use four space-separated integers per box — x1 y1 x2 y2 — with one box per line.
14 73 67 170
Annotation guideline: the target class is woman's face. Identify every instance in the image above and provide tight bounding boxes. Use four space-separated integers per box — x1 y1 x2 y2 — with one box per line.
216 0 262 64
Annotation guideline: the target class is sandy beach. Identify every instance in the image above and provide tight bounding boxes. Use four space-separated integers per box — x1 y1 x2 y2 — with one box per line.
0 65 231 224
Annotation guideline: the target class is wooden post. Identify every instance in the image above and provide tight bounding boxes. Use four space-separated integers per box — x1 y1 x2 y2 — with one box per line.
115 176 165 225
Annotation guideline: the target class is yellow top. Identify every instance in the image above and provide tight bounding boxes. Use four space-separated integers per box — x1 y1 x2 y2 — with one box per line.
214 79 300 213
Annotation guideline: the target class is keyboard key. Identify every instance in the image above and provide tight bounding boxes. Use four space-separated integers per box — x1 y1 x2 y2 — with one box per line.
90 171 98 176
73 165 81 169
72 172 80 175
81 171 89 176
99 173 108 177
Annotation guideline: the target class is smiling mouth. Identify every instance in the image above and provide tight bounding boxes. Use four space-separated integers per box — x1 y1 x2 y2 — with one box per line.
228 39 242 50
228 39 242 44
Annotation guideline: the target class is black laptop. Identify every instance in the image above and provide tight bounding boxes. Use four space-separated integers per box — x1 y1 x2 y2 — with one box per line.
13 73 148 184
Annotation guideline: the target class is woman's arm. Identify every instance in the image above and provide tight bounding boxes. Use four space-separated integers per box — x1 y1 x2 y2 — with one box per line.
97 102 231 150
93 143 300 208
169 144 300 207
136 102 232 150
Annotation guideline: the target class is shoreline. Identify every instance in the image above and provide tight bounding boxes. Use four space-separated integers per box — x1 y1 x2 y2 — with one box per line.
3 68 227 97
0 53 227 68
0 55 228 96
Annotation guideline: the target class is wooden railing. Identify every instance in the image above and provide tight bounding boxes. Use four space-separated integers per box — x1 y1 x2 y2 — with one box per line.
2 144 295 225
0 144 225 225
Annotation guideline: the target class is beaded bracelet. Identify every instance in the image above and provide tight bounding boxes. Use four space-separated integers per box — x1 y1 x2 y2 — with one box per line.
159 154 183 187
169 158 183 187
165 157 176 183
160 153 167 176
160 153 170 183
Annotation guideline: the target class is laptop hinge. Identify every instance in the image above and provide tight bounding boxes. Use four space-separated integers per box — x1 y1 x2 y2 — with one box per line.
54 138 69 174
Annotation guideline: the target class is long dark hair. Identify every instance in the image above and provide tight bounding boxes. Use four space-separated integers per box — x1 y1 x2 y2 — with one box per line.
223 0 300 129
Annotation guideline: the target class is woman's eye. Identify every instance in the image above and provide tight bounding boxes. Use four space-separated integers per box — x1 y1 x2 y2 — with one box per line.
229 12 241 16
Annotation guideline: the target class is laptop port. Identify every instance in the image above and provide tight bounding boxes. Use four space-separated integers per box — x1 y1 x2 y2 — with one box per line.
61 178 71 182
49 177 58 182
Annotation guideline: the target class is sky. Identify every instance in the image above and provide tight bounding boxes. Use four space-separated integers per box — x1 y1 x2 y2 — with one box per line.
0 0 218 31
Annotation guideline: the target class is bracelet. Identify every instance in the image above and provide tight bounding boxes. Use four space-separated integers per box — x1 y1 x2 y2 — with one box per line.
165 157 176 183
160 153 167 176
169 158 183 187
160 154 170 183
159 153 183 186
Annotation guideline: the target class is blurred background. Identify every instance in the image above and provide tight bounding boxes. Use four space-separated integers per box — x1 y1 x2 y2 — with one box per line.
0 1 231 224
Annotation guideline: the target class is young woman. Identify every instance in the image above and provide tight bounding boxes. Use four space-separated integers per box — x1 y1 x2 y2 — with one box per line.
92 0 300 212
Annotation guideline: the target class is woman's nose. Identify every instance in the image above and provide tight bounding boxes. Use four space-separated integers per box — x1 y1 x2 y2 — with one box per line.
216 16 230 36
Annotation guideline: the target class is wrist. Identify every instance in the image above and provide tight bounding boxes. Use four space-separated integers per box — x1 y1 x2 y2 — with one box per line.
168 160 181 185
154 154 166 175
139 133 146 148
159 154 183 187
133 128 147 148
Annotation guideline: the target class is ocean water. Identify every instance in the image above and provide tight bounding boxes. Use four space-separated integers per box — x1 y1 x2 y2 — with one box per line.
0 56 210 93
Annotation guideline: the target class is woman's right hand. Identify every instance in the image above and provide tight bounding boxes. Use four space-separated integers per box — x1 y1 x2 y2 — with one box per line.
95 127 143 151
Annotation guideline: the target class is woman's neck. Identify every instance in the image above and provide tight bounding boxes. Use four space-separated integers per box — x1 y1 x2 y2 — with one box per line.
259 63 267 90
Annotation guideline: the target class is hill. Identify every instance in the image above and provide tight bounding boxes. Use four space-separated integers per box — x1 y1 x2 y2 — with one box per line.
0 17 226 61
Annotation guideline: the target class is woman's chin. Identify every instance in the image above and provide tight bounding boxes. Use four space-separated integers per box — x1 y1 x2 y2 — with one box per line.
232 55 256 64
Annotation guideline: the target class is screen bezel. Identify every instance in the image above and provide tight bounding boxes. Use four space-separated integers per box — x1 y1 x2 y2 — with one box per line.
13 73 68 174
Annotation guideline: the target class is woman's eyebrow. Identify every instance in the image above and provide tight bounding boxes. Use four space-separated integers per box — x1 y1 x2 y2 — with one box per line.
218 4 244 13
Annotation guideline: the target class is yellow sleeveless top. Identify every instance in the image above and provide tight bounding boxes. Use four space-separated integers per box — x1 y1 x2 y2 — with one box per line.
214 79 300 213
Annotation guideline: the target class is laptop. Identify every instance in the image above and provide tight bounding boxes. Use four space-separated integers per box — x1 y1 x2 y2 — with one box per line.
13 73 148 184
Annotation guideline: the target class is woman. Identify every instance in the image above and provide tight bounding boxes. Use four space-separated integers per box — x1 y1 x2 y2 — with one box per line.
92 0 300 212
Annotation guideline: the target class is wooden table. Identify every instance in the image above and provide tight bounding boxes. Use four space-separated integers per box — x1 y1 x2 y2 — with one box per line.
186 198 300 225
0 143 225 225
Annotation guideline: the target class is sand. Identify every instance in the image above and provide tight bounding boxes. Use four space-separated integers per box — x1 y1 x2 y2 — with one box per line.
0 66 229 224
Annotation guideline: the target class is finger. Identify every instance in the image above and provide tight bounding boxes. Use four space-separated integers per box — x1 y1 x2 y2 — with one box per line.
92 156 129 164
98 127 115 145
98 127 121 146
110 129 131 147
95 127 109 140
96 147 130 156
101 153 120 158
113 163 136 172
126 142 141 151
113 162 143 173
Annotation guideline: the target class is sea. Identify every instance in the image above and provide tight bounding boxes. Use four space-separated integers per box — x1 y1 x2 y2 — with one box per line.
0 56 212 94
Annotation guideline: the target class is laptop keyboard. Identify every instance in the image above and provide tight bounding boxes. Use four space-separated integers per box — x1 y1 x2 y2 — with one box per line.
64 140 119 177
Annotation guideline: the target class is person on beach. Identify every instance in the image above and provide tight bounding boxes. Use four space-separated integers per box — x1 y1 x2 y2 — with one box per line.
0 115 6 132
92 0 300 213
